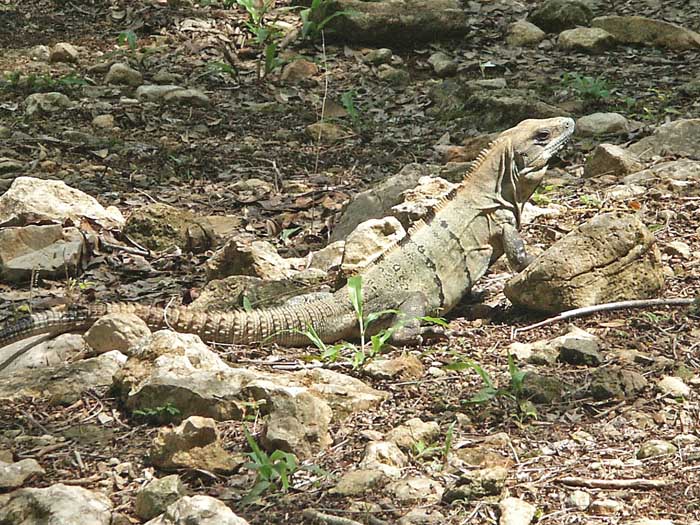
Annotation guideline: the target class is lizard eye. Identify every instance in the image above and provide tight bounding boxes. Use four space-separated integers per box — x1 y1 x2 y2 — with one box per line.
535 130 550 142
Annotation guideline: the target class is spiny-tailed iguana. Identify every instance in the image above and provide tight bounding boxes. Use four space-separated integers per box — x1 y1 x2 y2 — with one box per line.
0 117 575 349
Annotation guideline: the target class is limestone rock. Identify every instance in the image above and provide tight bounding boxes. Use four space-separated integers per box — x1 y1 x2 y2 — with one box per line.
657 376 690 397
364 355 425 380
205 237 300 281
92 114 116 129
385 417 440 450
584 144 643 178
136 475 187 520
163 88 210 107
0 333 84 376
0 483 112 525
505 213 664 313
377 64 410 86
150 416 243 473
0 458 45 489
557 337 603 366
341 217 406 274
49 42 79 63
24 92 74 116
85 313 151 355
566 490 591 510
305 121 350 142
528 0 593 33
577 112 630 136
105 62 143 86
505 20 546 47
309 240 345 271
398 508 446 525
387 476 444 503
590 498 624 515
521 372 566 403
144 495 249 525
0 225 85 282
359 440 408 478
499 497 537 525
558 27 616 53
331 469 388 496
443 466 508 502
623 159 700 190
0 351 126 404
363 48 393 64
592 16 700 50
628 118 700 160
0 176 124 228
391 176 457 224
323 0 468 45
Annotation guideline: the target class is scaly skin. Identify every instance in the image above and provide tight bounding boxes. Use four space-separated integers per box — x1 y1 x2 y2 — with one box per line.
0 117 575 350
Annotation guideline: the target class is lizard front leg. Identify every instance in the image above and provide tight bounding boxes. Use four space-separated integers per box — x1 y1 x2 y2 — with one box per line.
501 223 534 272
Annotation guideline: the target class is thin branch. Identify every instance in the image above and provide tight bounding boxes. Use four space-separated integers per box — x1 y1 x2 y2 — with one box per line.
513 297 697 336
557 476 673 490
303 509 364 525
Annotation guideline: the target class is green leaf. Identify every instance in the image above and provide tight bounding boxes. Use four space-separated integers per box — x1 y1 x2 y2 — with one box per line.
242 295 253 313
347 276 363 320
419 315 448 327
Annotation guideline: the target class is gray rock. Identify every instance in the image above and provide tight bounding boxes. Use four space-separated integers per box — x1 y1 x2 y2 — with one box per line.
305 121 350 142
0 351 127 405
0 225 84 283
364 48 393 64
0 176 124 228
427 52 457 77
92 114 116 128
0 458 45 489
664 241 692 260
592 16 700 50
558 338 603 366
637 439 677 459
522 372 566 403
499 497 537 525
136 475 187 520
589 498 624 515
24 92 73 116
105 62 143 86
324 0 468 45
584 144 644 178
528 0 593 33
505 213 664 313
391 176 457 224
577 113 630 136
331 163 440 242
135 84 184 102
623 159 700 188
144 495 249 525
85 313 151 355
628 118 700 160
49 42 79 63
377 64 410 86
589 367 647 400
505 20 546 47
28 44 50 61
0 483 112 525
205 237 303 281
341 217 406 274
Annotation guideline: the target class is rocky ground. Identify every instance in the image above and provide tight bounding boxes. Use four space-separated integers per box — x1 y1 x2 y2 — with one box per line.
0 0 700 524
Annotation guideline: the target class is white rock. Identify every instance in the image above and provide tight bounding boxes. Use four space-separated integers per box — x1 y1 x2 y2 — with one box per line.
359 440 408 478
49 42 79 63
144 495 249 525
0 176 124 228
664 241 692 259
24 92 73 116
499 497 536 525
657 375 690 397
565 489 591 509
342 217 406 273
85 313 151 355
577 112 630 136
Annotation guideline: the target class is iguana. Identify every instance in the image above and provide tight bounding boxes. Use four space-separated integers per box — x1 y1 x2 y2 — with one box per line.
0 117 575 350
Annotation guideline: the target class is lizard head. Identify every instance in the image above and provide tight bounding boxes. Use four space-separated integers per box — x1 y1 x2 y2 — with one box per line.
503 117 576 202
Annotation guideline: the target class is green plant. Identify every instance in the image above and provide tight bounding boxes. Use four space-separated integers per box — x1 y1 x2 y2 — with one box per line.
531 184 555 206
448 354 536 419
132 403 181 423
118 30 138 51
340 90 360 124
562 72 611 101
579 194 602 207
236 0 284 79
243 426 299 504
299 0 350 41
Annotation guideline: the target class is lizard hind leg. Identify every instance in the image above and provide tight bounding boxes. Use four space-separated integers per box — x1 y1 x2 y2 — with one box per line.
384 291 443 347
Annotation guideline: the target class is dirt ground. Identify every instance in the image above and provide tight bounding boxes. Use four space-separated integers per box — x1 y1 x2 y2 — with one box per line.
0 0 699 523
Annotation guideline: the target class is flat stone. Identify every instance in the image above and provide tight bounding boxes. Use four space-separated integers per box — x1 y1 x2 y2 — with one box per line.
577 112 630 136
592 15 700 50
0 458 45 489
559 27 616 53
105 62 143 86
135 475 187 520
499 497 536 525
505 20 546 46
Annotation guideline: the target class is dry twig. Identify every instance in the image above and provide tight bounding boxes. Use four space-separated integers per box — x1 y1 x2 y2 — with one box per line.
557 476 673 490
